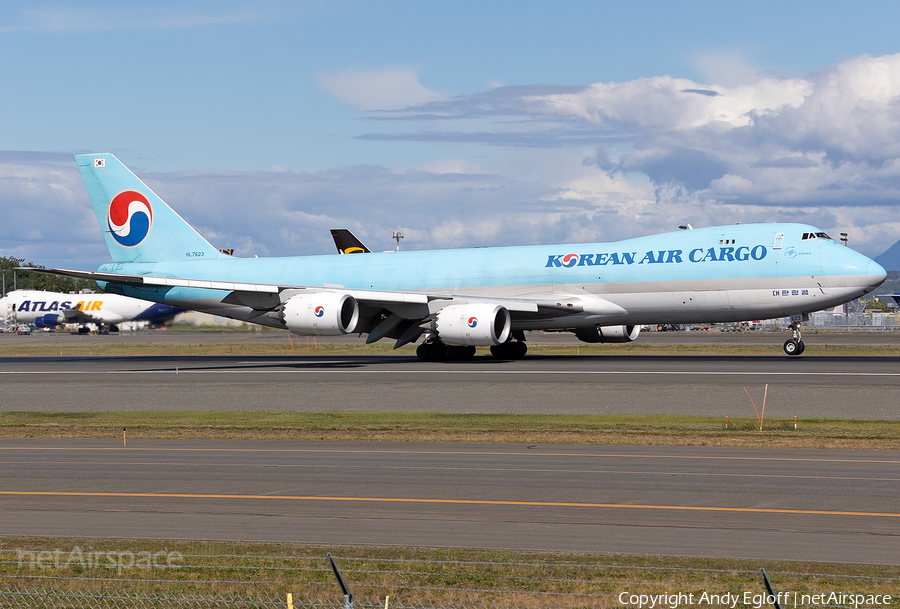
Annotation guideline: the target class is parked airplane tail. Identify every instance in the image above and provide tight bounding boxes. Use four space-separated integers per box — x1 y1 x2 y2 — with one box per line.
75 153 222 264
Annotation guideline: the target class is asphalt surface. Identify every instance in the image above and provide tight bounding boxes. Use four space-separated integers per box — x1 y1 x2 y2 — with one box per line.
0 440 896 564
4 328 900 346
1 352 899 419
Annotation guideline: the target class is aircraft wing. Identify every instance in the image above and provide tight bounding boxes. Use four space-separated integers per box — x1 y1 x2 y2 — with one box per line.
59 308 93 323
24 267 628 346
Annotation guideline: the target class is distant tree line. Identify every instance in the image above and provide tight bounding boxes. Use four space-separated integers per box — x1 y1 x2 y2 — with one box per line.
0 256 98 295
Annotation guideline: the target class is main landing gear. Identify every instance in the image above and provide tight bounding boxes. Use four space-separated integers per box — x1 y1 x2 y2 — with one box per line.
783 322 805 356
416 341 476 361
415 340 529 361
490 341 527 359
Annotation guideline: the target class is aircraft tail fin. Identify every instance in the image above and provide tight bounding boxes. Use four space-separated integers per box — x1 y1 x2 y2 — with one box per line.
330 228 372 254
75 153 222 263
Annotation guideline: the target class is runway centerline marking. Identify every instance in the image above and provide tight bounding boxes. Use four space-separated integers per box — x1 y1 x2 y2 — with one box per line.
1 490 897 518
2 447 897 464
2 460 897 481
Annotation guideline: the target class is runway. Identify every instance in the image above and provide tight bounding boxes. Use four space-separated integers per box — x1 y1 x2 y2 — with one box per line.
4 328 900 346
0 440 896 564
1 353 899 419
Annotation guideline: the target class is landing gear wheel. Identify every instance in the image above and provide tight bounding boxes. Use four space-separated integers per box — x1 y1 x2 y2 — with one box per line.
443 345 461 361
783 321 805 356
490 342 527 359
509 342 527 359
783 338 802 356
463 346 476 359
417 343 446 361
426 343 444 361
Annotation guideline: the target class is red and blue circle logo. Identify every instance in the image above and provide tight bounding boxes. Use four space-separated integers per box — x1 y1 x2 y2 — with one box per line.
561 254 579 268
108 191 153 248
314 306 325 317
467 317 478 328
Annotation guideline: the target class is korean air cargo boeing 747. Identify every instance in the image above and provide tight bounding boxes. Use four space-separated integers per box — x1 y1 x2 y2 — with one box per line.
27 154 887 359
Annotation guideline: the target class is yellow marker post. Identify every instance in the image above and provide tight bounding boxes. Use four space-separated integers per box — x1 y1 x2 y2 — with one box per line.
122 428 126 447
385 595 390 609
286 592 293 609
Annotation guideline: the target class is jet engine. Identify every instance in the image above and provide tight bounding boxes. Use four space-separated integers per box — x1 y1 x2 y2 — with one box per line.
281 293 359 335
34 315 61 328
432 303 511 346
574 324 641 343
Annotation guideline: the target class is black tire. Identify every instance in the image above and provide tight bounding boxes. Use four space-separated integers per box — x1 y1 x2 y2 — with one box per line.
463 346 477 359
426 344 444 361
490 344 508 358
416 344 429 361
509 342 528 359
796 340 805 355
443 345 460 360
783 339 801 356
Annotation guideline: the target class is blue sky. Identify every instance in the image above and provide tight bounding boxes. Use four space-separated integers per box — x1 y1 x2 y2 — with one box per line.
3 1 900 268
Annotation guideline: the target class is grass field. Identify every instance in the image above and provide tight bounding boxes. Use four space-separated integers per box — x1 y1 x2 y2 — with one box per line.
2 537 898 605
2 411 899 449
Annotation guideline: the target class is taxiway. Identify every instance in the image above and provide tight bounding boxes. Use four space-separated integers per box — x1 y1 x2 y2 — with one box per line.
0 440 896 564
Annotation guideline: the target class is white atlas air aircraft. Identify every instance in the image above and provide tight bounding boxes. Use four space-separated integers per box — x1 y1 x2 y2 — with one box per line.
0 290 183 333
25 153 887 359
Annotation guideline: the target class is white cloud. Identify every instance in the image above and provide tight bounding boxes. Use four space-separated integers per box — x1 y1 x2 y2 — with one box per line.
320 67 442 111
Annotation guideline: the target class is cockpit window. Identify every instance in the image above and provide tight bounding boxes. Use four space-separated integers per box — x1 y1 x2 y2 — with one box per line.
802 232 833 240
815 232 832 240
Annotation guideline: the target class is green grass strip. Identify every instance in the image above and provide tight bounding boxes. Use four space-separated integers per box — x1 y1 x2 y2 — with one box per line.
1 537 898 603
2 411 899 449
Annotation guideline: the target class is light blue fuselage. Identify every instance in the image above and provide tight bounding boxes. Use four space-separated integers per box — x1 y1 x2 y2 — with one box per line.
97 223 884 330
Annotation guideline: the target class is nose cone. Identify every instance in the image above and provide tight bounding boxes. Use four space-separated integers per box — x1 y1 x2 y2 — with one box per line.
867 259 887 291
819 243 887 297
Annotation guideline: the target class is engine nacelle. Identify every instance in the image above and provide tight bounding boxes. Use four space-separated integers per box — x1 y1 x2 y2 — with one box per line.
575 324 641 344
281 293 359 336
34 315 60 328
432 303 511 346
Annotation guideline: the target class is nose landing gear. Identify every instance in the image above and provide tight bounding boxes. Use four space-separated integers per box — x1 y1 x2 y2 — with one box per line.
783 322 805 356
